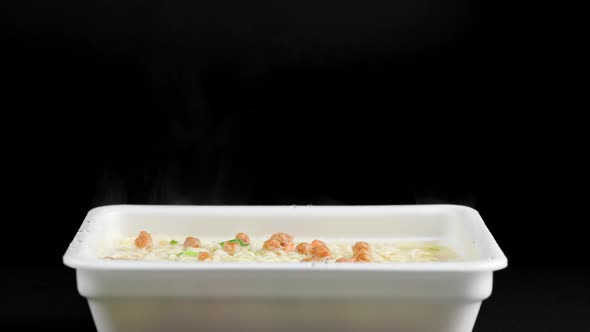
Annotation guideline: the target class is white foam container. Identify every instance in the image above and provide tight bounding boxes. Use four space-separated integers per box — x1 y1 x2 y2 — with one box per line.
63 204 507 332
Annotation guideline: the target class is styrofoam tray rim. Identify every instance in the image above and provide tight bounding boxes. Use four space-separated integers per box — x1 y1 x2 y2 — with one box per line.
64 257 507 272
63 204 507 272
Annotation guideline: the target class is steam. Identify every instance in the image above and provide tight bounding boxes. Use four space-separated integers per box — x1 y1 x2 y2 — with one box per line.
93 171 127 207
91 111 476 207
413 187 476 207
92 111 244 207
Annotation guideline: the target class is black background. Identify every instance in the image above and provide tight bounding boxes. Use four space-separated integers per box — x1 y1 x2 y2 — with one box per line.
2 0 590 331
2 112 589 331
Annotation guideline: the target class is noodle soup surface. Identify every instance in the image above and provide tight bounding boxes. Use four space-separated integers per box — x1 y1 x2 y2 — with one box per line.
100 231 460 263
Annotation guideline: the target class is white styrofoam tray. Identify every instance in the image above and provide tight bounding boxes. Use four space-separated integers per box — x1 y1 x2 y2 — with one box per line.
64 204 507 332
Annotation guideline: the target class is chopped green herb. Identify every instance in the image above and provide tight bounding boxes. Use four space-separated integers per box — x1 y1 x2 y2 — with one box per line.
427 247 440 251
178 250 198 257
219 238 248 247
169 240 179 245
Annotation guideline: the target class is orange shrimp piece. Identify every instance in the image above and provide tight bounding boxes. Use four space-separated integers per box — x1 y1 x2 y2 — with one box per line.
283 242 295 252
353 242 370 258
336 257 355 263
223 241 240 255
270 232 294 245
311 240 326 247
310 245 331 259
198 252 211 261
235 233 250 245
263 238 282 251
183 236 201 248
296 242 312 255
301 257 316 262
355 253 372 262
353 248 370 258
352 241 369 253
135 231 152 248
